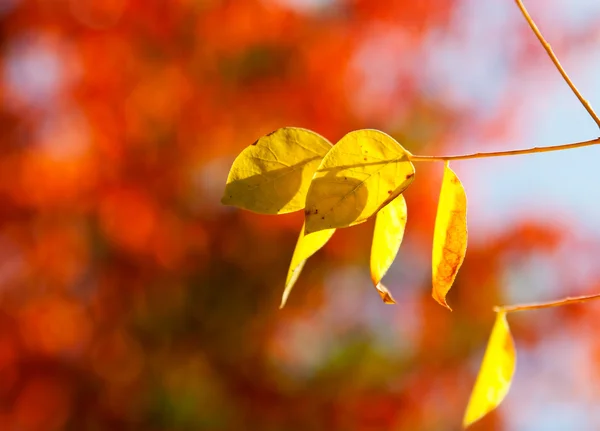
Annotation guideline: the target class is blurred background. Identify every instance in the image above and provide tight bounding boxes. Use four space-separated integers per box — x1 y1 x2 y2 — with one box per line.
0 0 600 430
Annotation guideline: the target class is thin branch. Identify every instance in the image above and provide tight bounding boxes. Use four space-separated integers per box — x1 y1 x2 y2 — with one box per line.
494 293 600 313
515 0 600 128
409 137 600 162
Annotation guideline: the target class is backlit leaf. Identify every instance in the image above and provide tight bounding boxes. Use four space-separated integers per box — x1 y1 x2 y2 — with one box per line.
280 222 335 308
463 311 516 428
222 127 332 214
304 129 415 234
432 162 467 310
370 194 407 302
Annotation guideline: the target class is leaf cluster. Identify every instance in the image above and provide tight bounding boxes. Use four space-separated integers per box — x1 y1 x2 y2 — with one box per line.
222 126 480 419
221 0 600 427
222 127 466 310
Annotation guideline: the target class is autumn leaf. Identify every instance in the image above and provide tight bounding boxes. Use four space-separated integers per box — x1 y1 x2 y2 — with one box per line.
463 311 516 428
304 129 415 234
431 162 467 310
280 223 335 308
222 127 332 214
370 194 407 303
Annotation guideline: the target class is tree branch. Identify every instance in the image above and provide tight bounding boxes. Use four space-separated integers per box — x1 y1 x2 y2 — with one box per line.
515 0 600 128
409 137 600 162
494 292 600 313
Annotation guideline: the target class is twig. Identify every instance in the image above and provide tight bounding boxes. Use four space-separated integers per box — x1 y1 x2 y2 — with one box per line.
494 292 600 313
515 0 600 128
409 137 600 162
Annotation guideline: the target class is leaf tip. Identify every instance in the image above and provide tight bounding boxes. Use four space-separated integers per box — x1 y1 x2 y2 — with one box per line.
376 283 396 304
280 276 296 310
280 279 295 310
220 183 235 206
462 405 483 429
220 194 231 206
381 294 396 305
303 216 322 236
432 292 452 311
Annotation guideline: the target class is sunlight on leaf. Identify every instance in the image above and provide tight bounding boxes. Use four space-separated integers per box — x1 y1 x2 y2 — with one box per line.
432 162 467 310
304 129 414 234
222 127 332 214
280 222 335 308
370 194 407 301
463 311 516 429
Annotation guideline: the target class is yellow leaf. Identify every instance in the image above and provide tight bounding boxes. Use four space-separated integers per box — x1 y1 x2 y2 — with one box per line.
304 129 415 234
222 127 332 214
370 194 407 300
280 222 335 308
463 312 516 428
432 162 467 310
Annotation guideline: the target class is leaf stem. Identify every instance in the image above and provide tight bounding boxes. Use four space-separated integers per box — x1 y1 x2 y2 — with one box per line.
515 0 600 128
409 137 600 162
494 293 600 314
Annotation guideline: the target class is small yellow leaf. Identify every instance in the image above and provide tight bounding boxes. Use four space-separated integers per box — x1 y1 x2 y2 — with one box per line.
222 127 332 215
304 129 415 234
370 194 407 296
280 223 335 308
463 312 516 428
432 162 467 310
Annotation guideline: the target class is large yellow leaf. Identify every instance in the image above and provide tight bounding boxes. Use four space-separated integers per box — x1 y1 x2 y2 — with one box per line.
463 312 516 428
222 127 332 214
432 162 467 310
370 194 407 303
304 130 415 234
280 223 335 308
